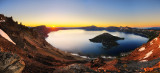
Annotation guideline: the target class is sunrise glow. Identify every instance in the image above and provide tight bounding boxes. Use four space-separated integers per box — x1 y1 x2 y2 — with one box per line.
1 0 160 27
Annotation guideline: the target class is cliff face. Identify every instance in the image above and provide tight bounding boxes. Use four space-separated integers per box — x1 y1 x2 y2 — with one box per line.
32 25 59 38
0 14 84 73
32 25 50 38
124 34 160 61
121 34 160 72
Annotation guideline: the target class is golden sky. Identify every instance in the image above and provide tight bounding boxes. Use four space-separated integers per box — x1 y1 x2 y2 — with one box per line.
1 0 160 27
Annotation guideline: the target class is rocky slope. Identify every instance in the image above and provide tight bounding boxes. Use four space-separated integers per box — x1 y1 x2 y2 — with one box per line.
124 34 160 61
0 14 87 73
122 34 160 72
0 52 24 73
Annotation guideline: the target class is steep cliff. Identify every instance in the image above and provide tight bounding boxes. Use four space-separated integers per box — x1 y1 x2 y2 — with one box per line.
0 14 85 73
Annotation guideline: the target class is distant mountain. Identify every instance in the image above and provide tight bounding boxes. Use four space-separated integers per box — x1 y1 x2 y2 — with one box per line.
79 25 106 31
57 25 159 41
106 26 159 41
146 27 160 30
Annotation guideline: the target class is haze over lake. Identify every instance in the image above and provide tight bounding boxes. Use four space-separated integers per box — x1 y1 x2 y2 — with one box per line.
46 29 148 58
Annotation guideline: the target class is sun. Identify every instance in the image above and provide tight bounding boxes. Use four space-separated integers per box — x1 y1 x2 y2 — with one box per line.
52 25 56 28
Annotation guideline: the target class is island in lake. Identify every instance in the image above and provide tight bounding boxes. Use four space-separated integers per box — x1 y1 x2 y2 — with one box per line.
89 33 124 48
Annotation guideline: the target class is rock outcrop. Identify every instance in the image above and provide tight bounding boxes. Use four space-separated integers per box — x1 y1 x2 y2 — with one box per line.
32 25 58 38
0 34 25 73
54 64 97 73
32 25 50 38
85 57 120 72
0 52 25 73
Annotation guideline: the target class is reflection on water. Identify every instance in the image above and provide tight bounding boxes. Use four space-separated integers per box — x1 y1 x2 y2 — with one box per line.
46 29 148 58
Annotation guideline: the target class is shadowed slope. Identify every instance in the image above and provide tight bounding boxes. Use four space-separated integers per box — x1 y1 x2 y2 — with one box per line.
0 14 85 73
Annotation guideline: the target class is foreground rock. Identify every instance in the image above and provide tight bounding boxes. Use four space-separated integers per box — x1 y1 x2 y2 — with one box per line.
85 57 120 72
0 34 25 73
89 33 124 48
0 52 25 73
54 64 97 73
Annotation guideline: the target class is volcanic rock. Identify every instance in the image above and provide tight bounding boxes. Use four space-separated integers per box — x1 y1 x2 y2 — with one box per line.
54 64 97 73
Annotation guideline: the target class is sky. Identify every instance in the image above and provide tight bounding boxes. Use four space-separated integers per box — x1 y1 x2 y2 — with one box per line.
0 0 160 27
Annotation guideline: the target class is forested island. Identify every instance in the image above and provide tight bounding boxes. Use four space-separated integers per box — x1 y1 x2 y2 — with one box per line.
89 33 124 48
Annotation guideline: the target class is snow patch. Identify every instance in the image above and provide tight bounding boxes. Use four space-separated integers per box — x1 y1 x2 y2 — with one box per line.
139 47 145 51
150 41 153 45
101 56 116 59
143 50 153 59
0 29 16 45
106 56 116 59
71 53 90 59
0 17 5 22
71 53 79 56
101 56 106 58
140 60 148 62
154 38 158 41
80 56 88 58
0 20 5 22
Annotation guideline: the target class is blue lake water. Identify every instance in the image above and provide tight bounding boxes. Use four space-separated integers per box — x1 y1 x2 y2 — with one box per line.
46 29 148 58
